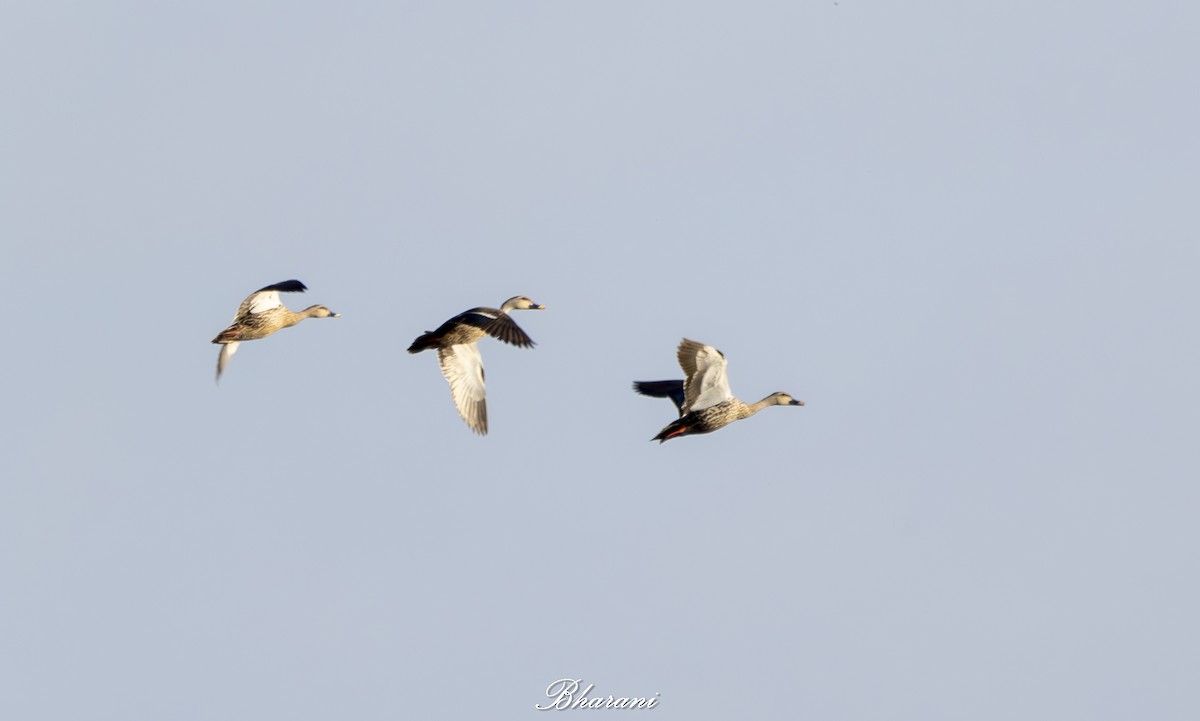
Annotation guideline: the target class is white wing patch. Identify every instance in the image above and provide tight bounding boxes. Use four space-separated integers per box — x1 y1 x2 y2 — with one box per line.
685 344 733 411
438 343 488 434
247 290 284 315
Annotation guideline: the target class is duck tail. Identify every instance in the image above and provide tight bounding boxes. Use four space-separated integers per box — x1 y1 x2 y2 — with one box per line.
212 327 240 344
652 419 689 444
407 331 440 354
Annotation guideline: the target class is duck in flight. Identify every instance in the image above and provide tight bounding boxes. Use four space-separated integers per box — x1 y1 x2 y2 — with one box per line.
211 280 340 382
408 295 545 435
634 338 803 443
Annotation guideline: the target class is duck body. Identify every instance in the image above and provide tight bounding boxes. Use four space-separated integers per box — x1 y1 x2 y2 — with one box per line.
211 280 340 382
409 295 544 435
634 338 803 443
407 303 536 353
648 396 800 443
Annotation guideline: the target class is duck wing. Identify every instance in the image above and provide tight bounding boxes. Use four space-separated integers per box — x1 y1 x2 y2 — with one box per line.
234 279 308 319
677 338 733 412
215 341 240 383
437 343 488 435
455 307 535 348
632 380 687 416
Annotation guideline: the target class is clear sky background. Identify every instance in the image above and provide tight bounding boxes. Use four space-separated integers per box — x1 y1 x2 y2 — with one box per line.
2 2 1198 719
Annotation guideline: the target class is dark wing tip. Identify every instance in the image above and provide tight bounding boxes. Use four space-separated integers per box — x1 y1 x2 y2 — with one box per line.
633 380 687 415
258 279 307 293
487 315 536 348
632 381 656 396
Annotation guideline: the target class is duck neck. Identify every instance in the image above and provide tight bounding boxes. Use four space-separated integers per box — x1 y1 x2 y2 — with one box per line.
282 307 318 328
745 396 778 415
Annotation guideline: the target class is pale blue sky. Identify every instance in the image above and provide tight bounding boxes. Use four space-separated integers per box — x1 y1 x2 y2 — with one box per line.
2 2 1198 719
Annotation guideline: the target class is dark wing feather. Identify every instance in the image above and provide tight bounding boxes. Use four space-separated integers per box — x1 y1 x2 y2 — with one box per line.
633 380 687 416
456 307 535 348
484 314 535 347
453 308 499 331
256 279 307 294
